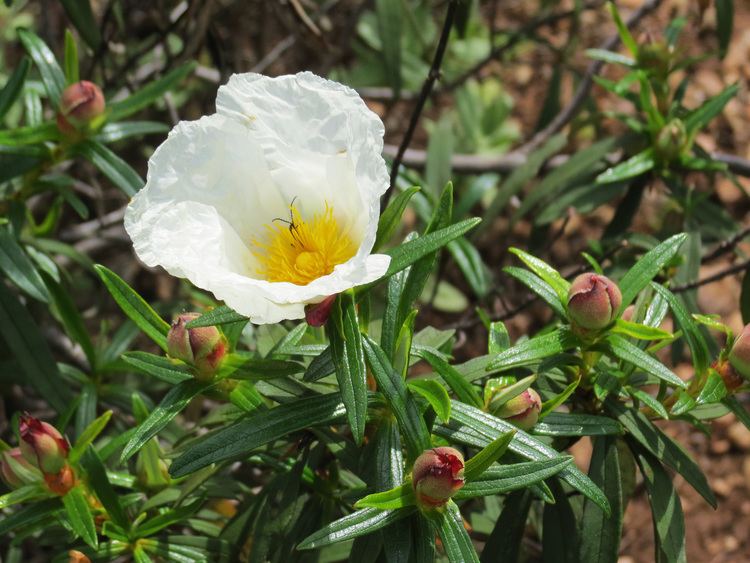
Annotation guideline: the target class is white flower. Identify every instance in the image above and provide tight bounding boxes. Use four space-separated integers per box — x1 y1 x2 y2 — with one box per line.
125 72 391 324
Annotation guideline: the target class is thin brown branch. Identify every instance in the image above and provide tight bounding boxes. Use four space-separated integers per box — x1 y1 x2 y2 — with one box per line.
382 0 458 211
673 258 750 293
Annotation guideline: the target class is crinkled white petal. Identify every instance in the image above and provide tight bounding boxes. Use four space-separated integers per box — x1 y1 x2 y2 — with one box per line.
125 72 391 324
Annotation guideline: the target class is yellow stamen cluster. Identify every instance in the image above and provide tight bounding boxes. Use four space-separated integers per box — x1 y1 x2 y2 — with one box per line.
253 203 357 285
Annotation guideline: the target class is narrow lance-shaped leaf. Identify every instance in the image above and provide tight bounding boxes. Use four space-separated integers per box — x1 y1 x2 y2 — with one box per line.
62 484 98 548
17 29 65 107
432 501 479 563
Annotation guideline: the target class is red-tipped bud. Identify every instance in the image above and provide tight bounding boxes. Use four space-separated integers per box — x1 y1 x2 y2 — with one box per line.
491 388 542 430
412 447 465 508
56 81 105 135
729 324 750 381
19 414 69 475
567 273 622 330
167 313 228 379
305 295 337 327
1 447 41 488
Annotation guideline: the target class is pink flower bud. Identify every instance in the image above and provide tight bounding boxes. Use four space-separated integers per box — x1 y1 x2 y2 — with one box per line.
56 81 105 135
567 273 622 330
412 447 465 508
68 550 92 563
305 294 337 327
167 313 228 378
19 414 69 475
1 447 41 488
729 324 750 381
491 388 542 430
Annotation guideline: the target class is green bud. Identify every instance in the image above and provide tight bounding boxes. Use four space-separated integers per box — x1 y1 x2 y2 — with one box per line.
491 388 542 430
412 447 465 508
167 313 228 379
655 119 688 161
637 40 672 76
567 273 622 331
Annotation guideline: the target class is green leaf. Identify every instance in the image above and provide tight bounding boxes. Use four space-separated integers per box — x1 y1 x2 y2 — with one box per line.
43 273 96 366
610 318 672 341
75 140 145 196
297 507 415 550
17 29 66 107
508 248 569 304
170 393 347 477
354 483 416 510
363 337 431 458
695 370 727 406
608 2 638 55
95 265 170 350
596 149 655 184
121 351 193 384
503 266 566 317
375 0 402 98
63 29 79 84
480 490 531 563
121 379 213 462
426 122 454 196
79 447 128 530
608 401 716 507
605 334 686 388
440 402 610 513
229 380 264 412
419 349 482 409
619 233 688 313
0 498 62 536
448 237 489 298
463 431 515 480
543 479 579 563
60 0 102 49
375 186 420 251
532 412 622 437
407 379 451 421
684 83 738 133
0 226 49 302
631 445 687 563
539 377 580 418
0 484 48 510
433 501 479 563
69 410 112 464
456 457 572 499
94 121 169 143
486 374 536 411
487 327 577 372
185 305 247 328
650 283 710 374
63 484 98 548
382 218 481 278
722 396 750 430
0 281 69 412
715 0 733 59
0 57 30 121
107 62 196 121
133 498 203 538
585 48 635 66
329 293 368 445
579 437 624 563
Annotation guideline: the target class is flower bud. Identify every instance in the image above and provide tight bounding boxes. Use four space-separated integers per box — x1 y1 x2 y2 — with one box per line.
1 447 41 488
19 414 69 475
167 313 228 378
305 294 337 327
567 273 622 330
729 324 750 381
655 119 688 161
637 40 672 77
43 463 76 495
56 81 106 135
412 447 465 508
491 388 542 430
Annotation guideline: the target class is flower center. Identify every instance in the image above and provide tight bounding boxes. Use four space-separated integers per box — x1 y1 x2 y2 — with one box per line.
253 203 357 285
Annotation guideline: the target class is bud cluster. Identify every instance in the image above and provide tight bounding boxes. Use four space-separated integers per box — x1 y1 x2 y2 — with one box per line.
1 414 75 495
